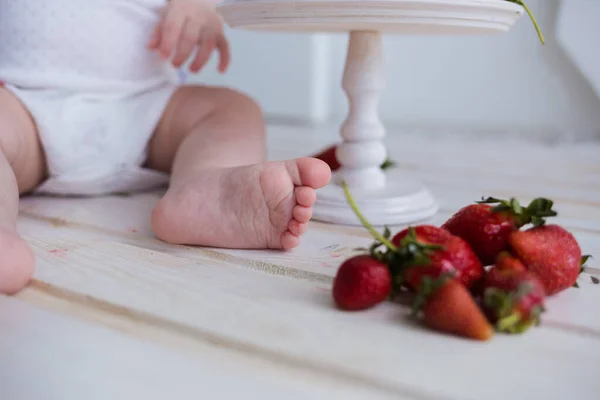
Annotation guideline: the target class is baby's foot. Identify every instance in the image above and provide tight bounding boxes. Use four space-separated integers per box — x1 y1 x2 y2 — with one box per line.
0 226 35 294
151 158 331 249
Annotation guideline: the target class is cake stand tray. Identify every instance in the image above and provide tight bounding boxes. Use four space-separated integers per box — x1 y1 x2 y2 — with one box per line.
218 0 525 226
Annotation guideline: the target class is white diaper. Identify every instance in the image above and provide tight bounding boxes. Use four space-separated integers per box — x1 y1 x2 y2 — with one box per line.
0 0 178 196
5 83 175 196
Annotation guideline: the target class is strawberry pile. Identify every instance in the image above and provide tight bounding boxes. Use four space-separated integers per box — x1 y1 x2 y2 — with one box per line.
332 183 591 341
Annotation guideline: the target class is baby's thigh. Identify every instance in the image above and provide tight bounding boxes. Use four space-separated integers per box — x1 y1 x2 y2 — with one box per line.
0 88 46 192
148 85 264 168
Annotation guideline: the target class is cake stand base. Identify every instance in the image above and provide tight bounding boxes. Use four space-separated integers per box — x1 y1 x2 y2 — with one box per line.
312 169 438 226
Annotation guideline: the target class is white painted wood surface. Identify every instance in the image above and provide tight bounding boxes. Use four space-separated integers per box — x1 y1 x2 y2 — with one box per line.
3 124 600 400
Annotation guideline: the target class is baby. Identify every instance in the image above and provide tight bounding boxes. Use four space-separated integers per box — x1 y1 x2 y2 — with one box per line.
0 0 332 294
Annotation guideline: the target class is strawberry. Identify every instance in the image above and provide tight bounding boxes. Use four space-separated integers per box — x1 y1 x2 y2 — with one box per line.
413 275 494 341
495 251 527 272
442 197 557 266
482 267 545 333
392 225 453 246
391 227 484 290
313 145 340 171
332 255 392 310
313 144 395 172
509 224 581 296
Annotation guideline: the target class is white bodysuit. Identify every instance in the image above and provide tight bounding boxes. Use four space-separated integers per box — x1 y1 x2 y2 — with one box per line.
0 0 179 195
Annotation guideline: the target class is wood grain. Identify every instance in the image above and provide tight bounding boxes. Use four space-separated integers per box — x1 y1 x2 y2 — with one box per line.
1 295 396 400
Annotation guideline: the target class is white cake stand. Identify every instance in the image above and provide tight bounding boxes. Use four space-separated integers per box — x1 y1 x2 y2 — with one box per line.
218 0 525 225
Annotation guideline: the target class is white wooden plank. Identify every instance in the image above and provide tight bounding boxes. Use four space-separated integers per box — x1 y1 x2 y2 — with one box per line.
25 237 600 400
404 170 600 219
17 195 599 285
0 296 395 400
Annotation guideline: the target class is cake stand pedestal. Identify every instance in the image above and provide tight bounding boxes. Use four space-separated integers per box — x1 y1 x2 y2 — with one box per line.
218 0 525 225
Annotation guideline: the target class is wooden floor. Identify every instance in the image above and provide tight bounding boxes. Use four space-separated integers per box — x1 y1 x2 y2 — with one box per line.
2 124 600 400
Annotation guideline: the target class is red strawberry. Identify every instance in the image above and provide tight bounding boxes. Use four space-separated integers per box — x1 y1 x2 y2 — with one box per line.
413 276 494 341
442 197 557 266
482 267 545 333
392 225 453 246
313 145 340 171
495 251 527 272
332 255 392 310
391 226 484 290
509 224 581 296
313 144 395 172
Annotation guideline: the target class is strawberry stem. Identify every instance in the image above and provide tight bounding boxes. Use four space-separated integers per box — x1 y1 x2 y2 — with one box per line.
509 0 545 44
341 181 398 252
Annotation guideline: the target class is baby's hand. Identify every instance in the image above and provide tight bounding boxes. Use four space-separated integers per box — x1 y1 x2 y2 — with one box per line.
148 0 230 73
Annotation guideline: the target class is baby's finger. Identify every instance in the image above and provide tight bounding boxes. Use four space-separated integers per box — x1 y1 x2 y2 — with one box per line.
147 23 161 49
171 18 200 67
159 9 187 59
189 30 216 73
216 35 231 73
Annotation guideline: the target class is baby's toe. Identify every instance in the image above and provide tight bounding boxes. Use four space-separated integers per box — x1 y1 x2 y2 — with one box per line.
293 205 312 223
0 229 35 294
295 186 316 207
280 231 300 250
292 157 332 189
288 219 308 236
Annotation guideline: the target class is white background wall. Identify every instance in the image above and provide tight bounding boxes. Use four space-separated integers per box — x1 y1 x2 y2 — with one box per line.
199 0 600 141
327 0 600 140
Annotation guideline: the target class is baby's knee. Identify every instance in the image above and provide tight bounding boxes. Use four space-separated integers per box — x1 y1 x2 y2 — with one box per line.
218 88 264 125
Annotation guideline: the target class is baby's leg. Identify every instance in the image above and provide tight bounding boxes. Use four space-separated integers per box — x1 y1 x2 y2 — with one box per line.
147 86 331 249
0 88 46 293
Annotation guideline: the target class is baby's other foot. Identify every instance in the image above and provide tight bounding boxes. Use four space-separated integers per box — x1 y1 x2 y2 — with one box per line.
0 226 35 294
152 158 331 249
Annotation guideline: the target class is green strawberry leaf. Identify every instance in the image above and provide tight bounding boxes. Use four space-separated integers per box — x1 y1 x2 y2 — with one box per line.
383 226 391 240
574 255 594 287
580 254 592 274
496 312 523 333
478 196 558 227
477 197 505 205
380 159 395 170
510 198 522 214
581 254 592 267
483 287 515 318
